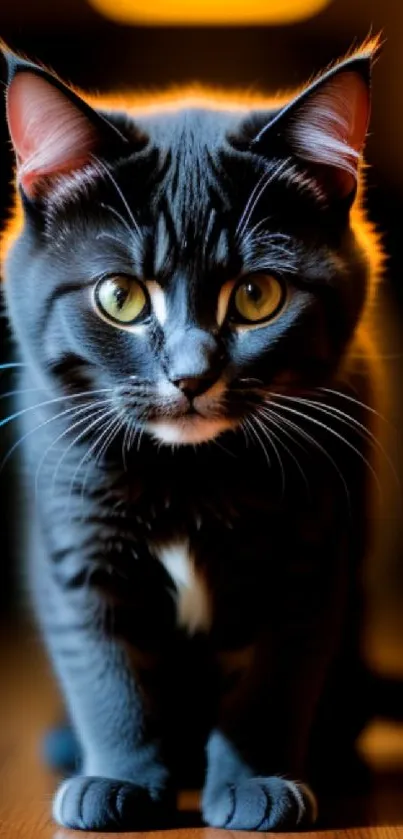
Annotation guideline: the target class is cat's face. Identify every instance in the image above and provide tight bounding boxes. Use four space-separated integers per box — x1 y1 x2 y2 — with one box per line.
3 47 374 445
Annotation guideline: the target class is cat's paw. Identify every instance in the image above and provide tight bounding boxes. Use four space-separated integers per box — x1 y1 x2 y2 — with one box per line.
202 776 317 831
53 776 173 831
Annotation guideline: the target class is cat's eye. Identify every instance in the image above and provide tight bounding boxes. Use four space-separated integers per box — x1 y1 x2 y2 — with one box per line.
231 274 285 324
94 275 149 325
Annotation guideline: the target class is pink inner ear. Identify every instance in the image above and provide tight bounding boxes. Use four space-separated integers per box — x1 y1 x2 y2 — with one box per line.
7 72 98 196
288 71 370 196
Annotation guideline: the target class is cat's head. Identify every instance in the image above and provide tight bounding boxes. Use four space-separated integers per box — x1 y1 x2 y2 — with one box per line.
2 42 378 446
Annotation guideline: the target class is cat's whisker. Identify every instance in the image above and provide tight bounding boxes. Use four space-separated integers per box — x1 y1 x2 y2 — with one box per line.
94 158 142 240
243 234 295 262
261 400 352 511
67 413 118 520
2 397 107 480
245 256 297 275
258 405 309 456
269 397 382 500
252 412 286 500
51 408 113 500
276 393 378 442
236 167 271 240
0 387 115 432
236 158 292 241
0 386 48 402
128 419 140 450
244 415 271 470
0 362 29 371
317 387 390 423
254 231 291 246
257 407 310 497
99 415 126 469
99 203 134 237
79 413 126 518
34 402 112 498
53 406 116 500
240 417 253 449
282 394 400 490
96 228 130 249
271 392 400 493
210 436 237 458
241 215 272 247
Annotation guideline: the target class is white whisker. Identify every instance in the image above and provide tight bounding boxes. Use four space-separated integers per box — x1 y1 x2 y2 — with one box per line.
94 158 142 240
244 415 271 470
253 412 285 500
34 402 111 498
0 363 28 371
318 387 389 424
0 387 114 432
236 158 291 241
257 407 310 497
269 398 382 499
99 203 134 238
1 398 111 479
280 394 399 491
78 414 126 518
53 407 116 499
241 215 272 247
0 387 42 401
264 400 351 510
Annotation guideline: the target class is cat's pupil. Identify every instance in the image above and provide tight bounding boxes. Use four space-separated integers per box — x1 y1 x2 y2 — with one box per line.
114 286 129 309
245 283 262 304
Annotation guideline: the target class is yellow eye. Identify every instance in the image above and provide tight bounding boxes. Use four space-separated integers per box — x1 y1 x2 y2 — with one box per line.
232 274 285 323
94 275 148 324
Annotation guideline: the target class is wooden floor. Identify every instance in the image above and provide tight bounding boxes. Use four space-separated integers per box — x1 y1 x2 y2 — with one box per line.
1 623 403 839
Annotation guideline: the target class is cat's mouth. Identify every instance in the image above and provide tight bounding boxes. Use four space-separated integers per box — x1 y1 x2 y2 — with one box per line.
147 412 235 446
116 379 237 446
146 380 236 445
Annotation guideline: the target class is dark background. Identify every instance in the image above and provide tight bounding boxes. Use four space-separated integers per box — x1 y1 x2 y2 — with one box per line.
0 0 401 673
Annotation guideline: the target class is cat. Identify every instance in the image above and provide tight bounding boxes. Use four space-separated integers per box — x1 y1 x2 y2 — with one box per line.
0 38 385 831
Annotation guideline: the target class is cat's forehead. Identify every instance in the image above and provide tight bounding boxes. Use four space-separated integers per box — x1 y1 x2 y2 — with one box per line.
130 108 244 266
133 106 246 149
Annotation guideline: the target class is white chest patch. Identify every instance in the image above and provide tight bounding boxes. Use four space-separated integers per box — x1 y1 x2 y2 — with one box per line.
155 540 211 634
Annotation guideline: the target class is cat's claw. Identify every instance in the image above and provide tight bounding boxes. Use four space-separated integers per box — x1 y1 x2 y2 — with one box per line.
202 776 317 831
52 776 172 831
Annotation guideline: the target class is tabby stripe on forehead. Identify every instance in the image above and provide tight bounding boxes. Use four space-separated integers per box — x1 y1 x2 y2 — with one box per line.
154 214 171 276
153 197 180 273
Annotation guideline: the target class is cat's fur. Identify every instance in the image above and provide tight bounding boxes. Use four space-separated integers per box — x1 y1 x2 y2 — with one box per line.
1 39 384 831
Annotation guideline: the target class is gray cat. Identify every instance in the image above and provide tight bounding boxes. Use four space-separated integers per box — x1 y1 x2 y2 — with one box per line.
1 39 383 831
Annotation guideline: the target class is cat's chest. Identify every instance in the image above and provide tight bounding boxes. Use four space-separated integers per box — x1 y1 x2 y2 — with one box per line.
116 475 281 638
152 539 212 634
70 456 334 641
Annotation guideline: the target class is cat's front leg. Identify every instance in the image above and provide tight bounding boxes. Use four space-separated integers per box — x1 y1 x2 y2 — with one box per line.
202 545 350 831
40 571 176 832
201 637 319 832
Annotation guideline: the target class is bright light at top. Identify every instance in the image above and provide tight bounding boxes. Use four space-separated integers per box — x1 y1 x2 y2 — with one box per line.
88 0 332 26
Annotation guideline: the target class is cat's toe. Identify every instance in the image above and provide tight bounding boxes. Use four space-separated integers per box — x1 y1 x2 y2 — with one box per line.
202 776 317 831
53 776 172 831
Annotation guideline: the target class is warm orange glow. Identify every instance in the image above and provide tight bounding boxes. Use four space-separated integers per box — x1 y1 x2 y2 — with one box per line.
88 0 331 26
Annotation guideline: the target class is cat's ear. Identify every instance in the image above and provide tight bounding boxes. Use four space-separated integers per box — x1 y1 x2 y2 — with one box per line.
3 50 128 198
250 43 379 200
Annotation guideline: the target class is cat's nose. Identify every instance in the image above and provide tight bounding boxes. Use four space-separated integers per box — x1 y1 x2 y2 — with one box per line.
172 374 217 399
166 327 224 399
